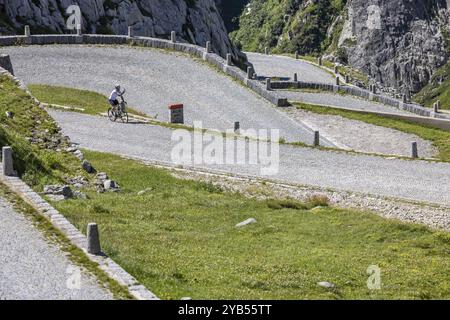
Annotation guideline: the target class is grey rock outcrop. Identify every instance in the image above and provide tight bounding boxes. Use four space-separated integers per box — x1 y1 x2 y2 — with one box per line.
339 0 449 93
0 0 241 60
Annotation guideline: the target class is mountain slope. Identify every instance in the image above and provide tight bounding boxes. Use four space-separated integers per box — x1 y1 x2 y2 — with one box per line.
0 0 240 60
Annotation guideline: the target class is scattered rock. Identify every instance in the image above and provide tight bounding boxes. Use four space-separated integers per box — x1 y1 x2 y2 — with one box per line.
82 160 96 173
74 149 84 160
235 218 257 228
181 297 192 300
104 179 120 192
65 146 78 153
73 190 87 200
43 185 73 201
67 176 88 189
317 281 335 289
5 111 13 118
137 187 154 196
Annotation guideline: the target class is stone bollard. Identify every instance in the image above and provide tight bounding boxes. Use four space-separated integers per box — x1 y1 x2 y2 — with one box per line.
87 223 101 255
234 122 240 133
411 142 418 158
318 56 322 66
266 78 271 90
402 94 407 104
226 53 232 66
128 26 134 38
336 76 340 86
76 24 82 36
171 31 176 43
169 104 184 124
435 100 441 112
265 47 268 55
294 73 298 82
206 41 211 53
433 102 439 114
345 75 350 83
2 146 14 176
24 25 30 37
247 66 254 79
0 54 14 75
295 51 299 59
334 65 339 74
314 131 320 147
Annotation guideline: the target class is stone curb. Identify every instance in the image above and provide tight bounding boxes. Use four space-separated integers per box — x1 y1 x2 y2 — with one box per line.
0 164 159 300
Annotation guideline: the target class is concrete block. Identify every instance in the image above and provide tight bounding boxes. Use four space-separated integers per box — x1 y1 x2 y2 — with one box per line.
2 146 14 176
87 223 101 255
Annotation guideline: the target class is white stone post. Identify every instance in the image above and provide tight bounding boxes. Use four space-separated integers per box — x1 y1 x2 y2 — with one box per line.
24 25 30 37
266 78 271 90
206 41 211 53
171 31 176 43
226 53 232 66
76 24 82 36
128 26 134 38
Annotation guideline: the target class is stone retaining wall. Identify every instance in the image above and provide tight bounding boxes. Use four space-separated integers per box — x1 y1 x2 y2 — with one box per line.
0 32 288 108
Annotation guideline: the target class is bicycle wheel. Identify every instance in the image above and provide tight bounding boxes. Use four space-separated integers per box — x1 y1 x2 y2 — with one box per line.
120 112 129 123
107 107 117 122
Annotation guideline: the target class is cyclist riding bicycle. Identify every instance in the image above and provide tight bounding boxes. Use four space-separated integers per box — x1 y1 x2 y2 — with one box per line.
108 84 126 112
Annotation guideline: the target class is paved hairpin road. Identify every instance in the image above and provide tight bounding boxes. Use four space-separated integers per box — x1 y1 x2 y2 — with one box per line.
0 196 112 300
0 45 332 146
49 110 450 206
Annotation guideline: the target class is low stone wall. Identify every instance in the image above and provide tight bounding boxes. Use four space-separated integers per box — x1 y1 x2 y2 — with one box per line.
271 81 450 127
0 32 287 109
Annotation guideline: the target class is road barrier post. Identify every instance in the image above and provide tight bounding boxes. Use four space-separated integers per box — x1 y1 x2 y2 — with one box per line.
266 78 271 90
2 146 14 176
171 31 176 43
87 223 101 255
226 54 232 66
294 73 298 82
169 104 184 124
314 131 320 147
206 41 211 53
247 66 254 79
411 142 418 158
234 122 240 133
128 26 134 38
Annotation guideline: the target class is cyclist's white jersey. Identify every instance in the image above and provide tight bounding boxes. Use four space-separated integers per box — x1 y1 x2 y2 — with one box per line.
109 89 121 101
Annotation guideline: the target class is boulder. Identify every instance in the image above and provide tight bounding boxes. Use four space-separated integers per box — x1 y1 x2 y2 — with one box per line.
82 160 96 173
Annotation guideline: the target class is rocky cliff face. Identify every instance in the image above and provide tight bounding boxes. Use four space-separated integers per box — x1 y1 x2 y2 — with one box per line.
0 0 241 60
233 0 450 94
339 0 450 94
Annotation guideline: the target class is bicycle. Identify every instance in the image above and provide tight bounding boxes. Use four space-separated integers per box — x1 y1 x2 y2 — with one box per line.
108 91 129 123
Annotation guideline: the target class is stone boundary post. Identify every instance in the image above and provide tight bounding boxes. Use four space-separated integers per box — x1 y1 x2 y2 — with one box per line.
128 26 134 38
411 142 418 158
87 223 101 254
2 146 14 176
226 53 232 66
206 41 211 53
24 25 30 37
266 78 271 90
171 31 176 43
314 131 320 147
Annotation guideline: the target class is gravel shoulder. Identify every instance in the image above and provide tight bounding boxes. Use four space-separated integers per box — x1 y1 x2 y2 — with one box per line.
0 196 113 300
246 52 334 84
48 110 450 206
282 106 437 158
0 45 323 145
